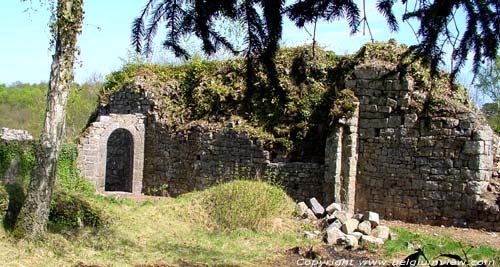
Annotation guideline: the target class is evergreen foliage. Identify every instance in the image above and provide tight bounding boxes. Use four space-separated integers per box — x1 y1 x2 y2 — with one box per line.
132 0 499 106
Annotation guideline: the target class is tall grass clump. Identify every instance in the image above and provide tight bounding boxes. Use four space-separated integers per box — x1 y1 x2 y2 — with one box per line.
204 180 294 231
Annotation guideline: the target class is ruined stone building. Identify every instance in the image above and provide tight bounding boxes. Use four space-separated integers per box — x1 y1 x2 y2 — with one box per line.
77 43 500 230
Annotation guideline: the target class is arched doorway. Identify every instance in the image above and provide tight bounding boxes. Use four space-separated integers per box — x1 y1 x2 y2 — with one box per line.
105 128 134 192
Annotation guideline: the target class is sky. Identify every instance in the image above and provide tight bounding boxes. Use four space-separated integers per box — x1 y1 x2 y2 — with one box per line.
0 0 475 89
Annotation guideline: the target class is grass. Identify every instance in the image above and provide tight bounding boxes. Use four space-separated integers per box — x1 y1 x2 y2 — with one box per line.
380 227 500 265
0 182 308 267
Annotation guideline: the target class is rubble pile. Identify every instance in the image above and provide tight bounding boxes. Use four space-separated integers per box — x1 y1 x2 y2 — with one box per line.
296 198 396 249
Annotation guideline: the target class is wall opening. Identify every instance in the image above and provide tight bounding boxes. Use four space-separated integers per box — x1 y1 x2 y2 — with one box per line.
105 128 134 192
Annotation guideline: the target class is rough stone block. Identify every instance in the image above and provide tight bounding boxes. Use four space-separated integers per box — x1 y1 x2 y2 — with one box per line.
326 227 346 245
325 202 343 214
306 209 318 220
362 211 380 227
371 225 390 240
357 220 372 235
361 235 384 246
333 210 349 224
295 202 308 218
351 232 363 240
344 235 359 249
306 197 325 217
327 220 343 230
341 218 360 234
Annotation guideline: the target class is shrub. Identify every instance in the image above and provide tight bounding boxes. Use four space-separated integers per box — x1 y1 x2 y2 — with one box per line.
49 191 106 228
203 180 294 231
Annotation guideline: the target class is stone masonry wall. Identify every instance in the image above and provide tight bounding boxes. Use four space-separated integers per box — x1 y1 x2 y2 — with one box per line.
90 88 325 201
143 123 325 201
348 63 500 230
78 63 500 230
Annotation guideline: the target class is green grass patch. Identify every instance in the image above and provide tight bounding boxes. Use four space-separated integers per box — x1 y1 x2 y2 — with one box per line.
0 185 306 267
382 227 500 264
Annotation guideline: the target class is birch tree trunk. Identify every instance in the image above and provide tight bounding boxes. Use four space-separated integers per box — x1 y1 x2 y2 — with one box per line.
14 0 84 239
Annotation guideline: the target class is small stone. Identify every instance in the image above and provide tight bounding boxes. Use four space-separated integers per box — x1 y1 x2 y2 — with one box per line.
351 232 363 240
306 197 326 217
304 231 317 240
295 202 308 218
361 235 384 246
357 220 372 235
333 210 349 224
344 235 359 249
353 213 364 221
306 209 318 220
326 227 346 245
362 211 380 227
325 202 342 214
372 225 390 240
327 219 343 230
389 232 399 240
341 218 360 234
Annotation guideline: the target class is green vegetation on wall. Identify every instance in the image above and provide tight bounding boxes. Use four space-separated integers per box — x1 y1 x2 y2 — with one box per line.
102 42 472 160
0 141 100 230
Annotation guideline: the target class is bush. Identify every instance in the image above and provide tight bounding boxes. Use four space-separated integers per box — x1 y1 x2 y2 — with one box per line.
204 180 294 231
49 191 106 228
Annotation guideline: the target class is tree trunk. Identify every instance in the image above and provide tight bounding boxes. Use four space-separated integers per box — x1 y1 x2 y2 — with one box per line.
14 0 84 239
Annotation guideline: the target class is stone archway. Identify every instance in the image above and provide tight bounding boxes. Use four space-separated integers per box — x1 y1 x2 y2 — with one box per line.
77 114 145 194
105 128 134 192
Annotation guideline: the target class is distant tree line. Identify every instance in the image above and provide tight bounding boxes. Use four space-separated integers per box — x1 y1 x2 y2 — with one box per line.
0 81 100 140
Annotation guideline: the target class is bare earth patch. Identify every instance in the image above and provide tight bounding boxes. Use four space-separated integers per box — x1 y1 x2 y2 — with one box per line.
384 220 500 250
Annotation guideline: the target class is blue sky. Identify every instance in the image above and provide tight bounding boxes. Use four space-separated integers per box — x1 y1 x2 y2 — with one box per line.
0 0 474 87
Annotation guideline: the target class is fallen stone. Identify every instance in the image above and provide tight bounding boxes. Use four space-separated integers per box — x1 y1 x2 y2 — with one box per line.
295 202 309 218
361 235 384 246
389 232 399 240
353 213 364 221
344 235 359 249
326 227 346 245
325 202 342 214
306 197 325 217
333 210 349 224
341 218 360 234
372 225 390 240
306 209 318 220
327 219 343 230
351 232 363 240
304 231 317 240
357 220 372 235
362 211 380 227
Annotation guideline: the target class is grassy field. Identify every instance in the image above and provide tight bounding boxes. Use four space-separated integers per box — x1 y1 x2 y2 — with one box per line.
0 180 498 267
0 182 312 267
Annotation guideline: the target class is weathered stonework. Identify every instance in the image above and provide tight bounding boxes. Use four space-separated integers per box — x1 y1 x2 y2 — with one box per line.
349 63 500 230
77 114 145 194
0 128 33 141
77 59 500 230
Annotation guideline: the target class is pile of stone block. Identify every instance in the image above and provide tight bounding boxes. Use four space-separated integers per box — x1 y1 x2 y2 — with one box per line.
296 197 394 249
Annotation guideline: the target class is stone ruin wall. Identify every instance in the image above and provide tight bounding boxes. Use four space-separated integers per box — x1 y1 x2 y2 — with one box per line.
349 64 500 230
78 88 324 201
77 64 500 230
143 124 324 200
